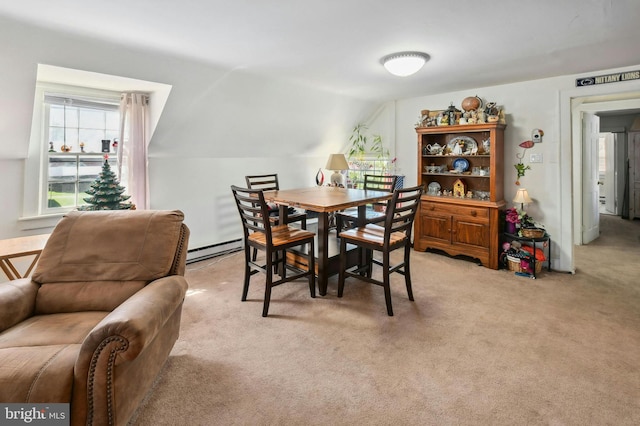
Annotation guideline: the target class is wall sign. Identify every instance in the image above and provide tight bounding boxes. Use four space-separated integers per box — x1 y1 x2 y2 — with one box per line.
576 70 640 87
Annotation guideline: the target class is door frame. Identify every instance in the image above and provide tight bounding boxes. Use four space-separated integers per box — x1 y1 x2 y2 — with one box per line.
559 79 640 273
572 98 640 243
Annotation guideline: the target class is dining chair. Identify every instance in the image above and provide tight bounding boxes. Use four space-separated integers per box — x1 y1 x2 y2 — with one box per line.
231 185 316 317
335 174 398 234
245 174 307 227
245 174 308 260
337 184 423 316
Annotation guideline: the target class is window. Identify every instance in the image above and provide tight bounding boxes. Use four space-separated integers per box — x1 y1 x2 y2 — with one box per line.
47 154 118 208
21 66 171 226
43 94 124 212
346 157 392 189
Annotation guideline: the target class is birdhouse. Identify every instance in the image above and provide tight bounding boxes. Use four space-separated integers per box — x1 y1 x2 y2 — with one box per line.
453 179 466 197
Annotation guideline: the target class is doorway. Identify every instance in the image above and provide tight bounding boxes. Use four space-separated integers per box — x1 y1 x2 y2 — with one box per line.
559 82 640 273
572 99 640 247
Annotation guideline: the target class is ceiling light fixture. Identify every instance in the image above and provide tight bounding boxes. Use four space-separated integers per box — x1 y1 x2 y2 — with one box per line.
381 51 430 77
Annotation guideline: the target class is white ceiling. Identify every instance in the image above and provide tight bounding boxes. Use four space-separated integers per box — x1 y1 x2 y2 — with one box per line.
2 0 640 102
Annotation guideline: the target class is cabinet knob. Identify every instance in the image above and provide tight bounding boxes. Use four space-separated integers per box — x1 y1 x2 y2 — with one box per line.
470 210 477 217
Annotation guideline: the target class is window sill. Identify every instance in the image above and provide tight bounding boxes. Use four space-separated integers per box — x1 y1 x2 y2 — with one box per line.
18 214 64 231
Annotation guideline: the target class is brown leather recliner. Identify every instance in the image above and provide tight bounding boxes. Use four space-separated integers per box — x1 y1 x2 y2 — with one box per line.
0 209 190 426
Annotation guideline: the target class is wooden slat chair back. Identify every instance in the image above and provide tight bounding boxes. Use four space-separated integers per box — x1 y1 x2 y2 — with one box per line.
231 185 316 317
245 173 307 227
244 174 280 191
336 174 398 232
362 174 398 192
337 184 423 316
245 173 308 260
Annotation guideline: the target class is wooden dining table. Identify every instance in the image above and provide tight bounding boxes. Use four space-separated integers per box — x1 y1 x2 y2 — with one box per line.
262 186 393 296
0 234 50 281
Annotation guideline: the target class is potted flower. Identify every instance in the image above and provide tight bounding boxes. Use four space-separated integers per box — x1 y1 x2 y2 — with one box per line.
504 207 520 234
505 207 545 237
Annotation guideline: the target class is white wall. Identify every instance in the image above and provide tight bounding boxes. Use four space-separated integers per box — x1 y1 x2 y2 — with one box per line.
0 15 377 250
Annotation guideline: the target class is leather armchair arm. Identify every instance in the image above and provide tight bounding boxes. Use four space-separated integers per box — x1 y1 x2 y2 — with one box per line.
72 275 188 425
78 275 189 364
0 278 38 332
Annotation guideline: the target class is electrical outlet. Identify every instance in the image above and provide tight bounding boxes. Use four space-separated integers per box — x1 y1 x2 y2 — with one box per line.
530 153 543 163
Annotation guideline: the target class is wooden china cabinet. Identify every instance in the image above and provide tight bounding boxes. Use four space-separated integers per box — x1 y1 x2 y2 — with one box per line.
414 122 506 269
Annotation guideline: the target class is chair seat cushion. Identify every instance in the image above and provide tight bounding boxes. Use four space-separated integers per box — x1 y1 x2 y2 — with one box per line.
0 312 108 403
0 344 80 402
339 224 407 247
248 225 315 247
0 312 109 349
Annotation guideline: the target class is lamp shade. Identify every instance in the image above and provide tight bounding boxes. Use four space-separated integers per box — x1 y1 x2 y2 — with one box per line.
513 188 533 206
326 153 349 186
381 52 430 77
325 153 349 171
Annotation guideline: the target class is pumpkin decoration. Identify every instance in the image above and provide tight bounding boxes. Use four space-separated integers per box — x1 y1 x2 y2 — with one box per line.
461 96 482 112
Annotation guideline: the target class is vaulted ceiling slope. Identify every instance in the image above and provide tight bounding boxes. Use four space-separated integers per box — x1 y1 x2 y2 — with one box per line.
1 0 639 101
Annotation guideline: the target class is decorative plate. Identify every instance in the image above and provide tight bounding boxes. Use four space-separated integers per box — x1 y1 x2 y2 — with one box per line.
427 181 441 195
447 136 478 155
453 158 469 172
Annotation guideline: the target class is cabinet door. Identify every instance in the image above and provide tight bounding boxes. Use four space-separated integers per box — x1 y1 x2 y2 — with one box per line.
419 213 451 243
452 216 490 249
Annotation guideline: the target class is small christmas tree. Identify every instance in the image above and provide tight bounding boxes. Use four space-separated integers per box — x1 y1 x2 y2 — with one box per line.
78 156 135 210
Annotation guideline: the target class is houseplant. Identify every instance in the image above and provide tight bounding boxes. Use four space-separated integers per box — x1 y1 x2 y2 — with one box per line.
346 124 390 187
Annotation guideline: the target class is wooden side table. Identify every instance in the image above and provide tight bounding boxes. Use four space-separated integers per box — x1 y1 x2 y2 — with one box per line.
0 234 50 281
503 232 551 279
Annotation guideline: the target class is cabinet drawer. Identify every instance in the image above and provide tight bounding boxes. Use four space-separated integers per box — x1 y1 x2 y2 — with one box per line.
421 201 489 220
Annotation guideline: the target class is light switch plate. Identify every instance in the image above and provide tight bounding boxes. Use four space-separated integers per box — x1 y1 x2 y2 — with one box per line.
530 153 543 163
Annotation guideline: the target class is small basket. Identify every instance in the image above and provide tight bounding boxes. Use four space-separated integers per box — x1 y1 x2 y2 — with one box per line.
521 228 545 238
506 255 542 274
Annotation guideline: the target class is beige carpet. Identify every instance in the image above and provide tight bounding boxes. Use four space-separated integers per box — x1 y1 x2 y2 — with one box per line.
130 215 640 425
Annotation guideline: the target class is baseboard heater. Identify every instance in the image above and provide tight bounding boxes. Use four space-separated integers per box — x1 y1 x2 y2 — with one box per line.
187 239 243 264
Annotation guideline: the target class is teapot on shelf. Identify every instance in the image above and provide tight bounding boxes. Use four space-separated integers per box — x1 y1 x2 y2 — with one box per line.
426 143 443 155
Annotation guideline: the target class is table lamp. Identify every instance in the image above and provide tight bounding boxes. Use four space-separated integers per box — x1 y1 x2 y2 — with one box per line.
513 188 533 210
325 154 349 186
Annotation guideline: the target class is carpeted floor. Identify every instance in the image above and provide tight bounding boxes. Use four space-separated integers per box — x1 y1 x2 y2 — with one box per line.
130 215 640 425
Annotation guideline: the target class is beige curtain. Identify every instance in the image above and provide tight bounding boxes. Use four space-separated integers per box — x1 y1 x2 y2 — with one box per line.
118 93 149 209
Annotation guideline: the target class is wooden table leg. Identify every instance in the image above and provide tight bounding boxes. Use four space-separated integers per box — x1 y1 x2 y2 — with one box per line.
0 259 17 280
317 212 330 296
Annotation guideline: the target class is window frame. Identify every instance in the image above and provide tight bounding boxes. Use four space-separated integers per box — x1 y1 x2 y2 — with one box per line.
346 156 392 189
41 94 122 214
23 83 123 218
